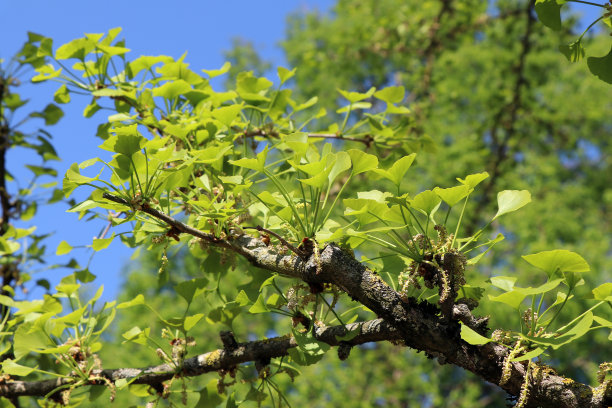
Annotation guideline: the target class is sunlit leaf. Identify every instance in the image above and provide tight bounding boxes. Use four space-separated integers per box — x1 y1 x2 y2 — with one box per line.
493 190 531 220
374 86 405 104
522 250 590 279
337 87 376 103
457 172 489 189
411 190 441 216
278 66 297 84
434 184 470 207
55 240 73 255
347 149 378 174
460 324 491 345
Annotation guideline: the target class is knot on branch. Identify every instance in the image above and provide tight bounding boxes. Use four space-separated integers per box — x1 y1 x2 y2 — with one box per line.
337 342 353 361
219 331 238 351
452 303 490 335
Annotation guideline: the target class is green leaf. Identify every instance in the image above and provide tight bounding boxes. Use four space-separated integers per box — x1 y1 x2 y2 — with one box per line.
587 47 612 84
128 55 173 78
510 348 545 362
202 61 231 78
434 184 470 207
522 250 590 279
99 133 145 156
592 282 612 301
457 172 489 189
25 165 57 178
524 312 593 349
55 240 73 255
152 79 192 100
278 66 297 84
32 64 63 82
347 149 378 174
374 86 405 104
2 360 36 376
175 278 208 305
121 326 150 345
375 153 416 186
534 0 563 31
184 313 204 331
229 145 268 172
92 235 113 251
489 276 516 292
248 293 269 314
212 104 243 127
32 103 64 125
327 151 351 186
55 37 96 60
288 329 330 366
559 39 585 62
488 279 563 310
460 324 491 345
117 294 145 309
53 84 71 104
336 101 371 113
493 190 531 220
411 190 441 216
337 87 376 103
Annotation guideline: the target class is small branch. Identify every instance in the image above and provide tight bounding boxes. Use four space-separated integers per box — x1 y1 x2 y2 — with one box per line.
102 193 231 248
0 319 399 398
235 126 374 147
243 226 305 259
307 133 374 146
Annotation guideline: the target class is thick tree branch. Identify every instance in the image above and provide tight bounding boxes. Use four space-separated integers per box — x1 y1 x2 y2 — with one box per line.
98 193 611 407
0 319 400 398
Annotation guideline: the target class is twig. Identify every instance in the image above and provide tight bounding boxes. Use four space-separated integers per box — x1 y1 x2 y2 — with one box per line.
243 226 305 258
102 193 230 248
0 319 398 398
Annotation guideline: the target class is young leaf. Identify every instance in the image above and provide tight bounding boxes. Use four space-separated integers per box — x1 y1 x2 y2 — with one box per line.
337 87 376 103
229 145 269 172
373 86 405 104
434 184 470 207
591 282 612 301
411 190 441 216
202 61 231 78
278 66 297 84
587 47 612 84
92 235 114 251
534 0 563 31
522 250 590 278
493 190 531 220
385 153 416 186
345 150 377 175
55 240 73 255
460 324 491 345
457 172 489 189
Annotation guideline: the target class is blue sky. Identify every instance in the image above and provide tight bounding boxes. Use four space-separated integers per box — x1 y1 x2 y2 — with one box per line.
1 0 333 302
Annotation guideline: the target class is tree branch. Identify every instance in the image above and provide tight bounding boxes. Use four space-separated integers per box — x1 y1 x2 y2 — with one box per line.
0 319 400 398
99 193 611 408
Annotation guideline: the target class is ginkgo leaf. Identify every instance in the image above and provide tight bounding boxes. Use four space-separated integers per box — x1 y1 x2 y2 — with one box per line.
522 250 590 278
493 190 531 220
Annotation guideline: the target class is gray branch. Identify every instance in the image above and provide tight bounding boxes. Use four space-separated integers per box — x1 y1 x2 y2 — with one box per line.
0 319 399 398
